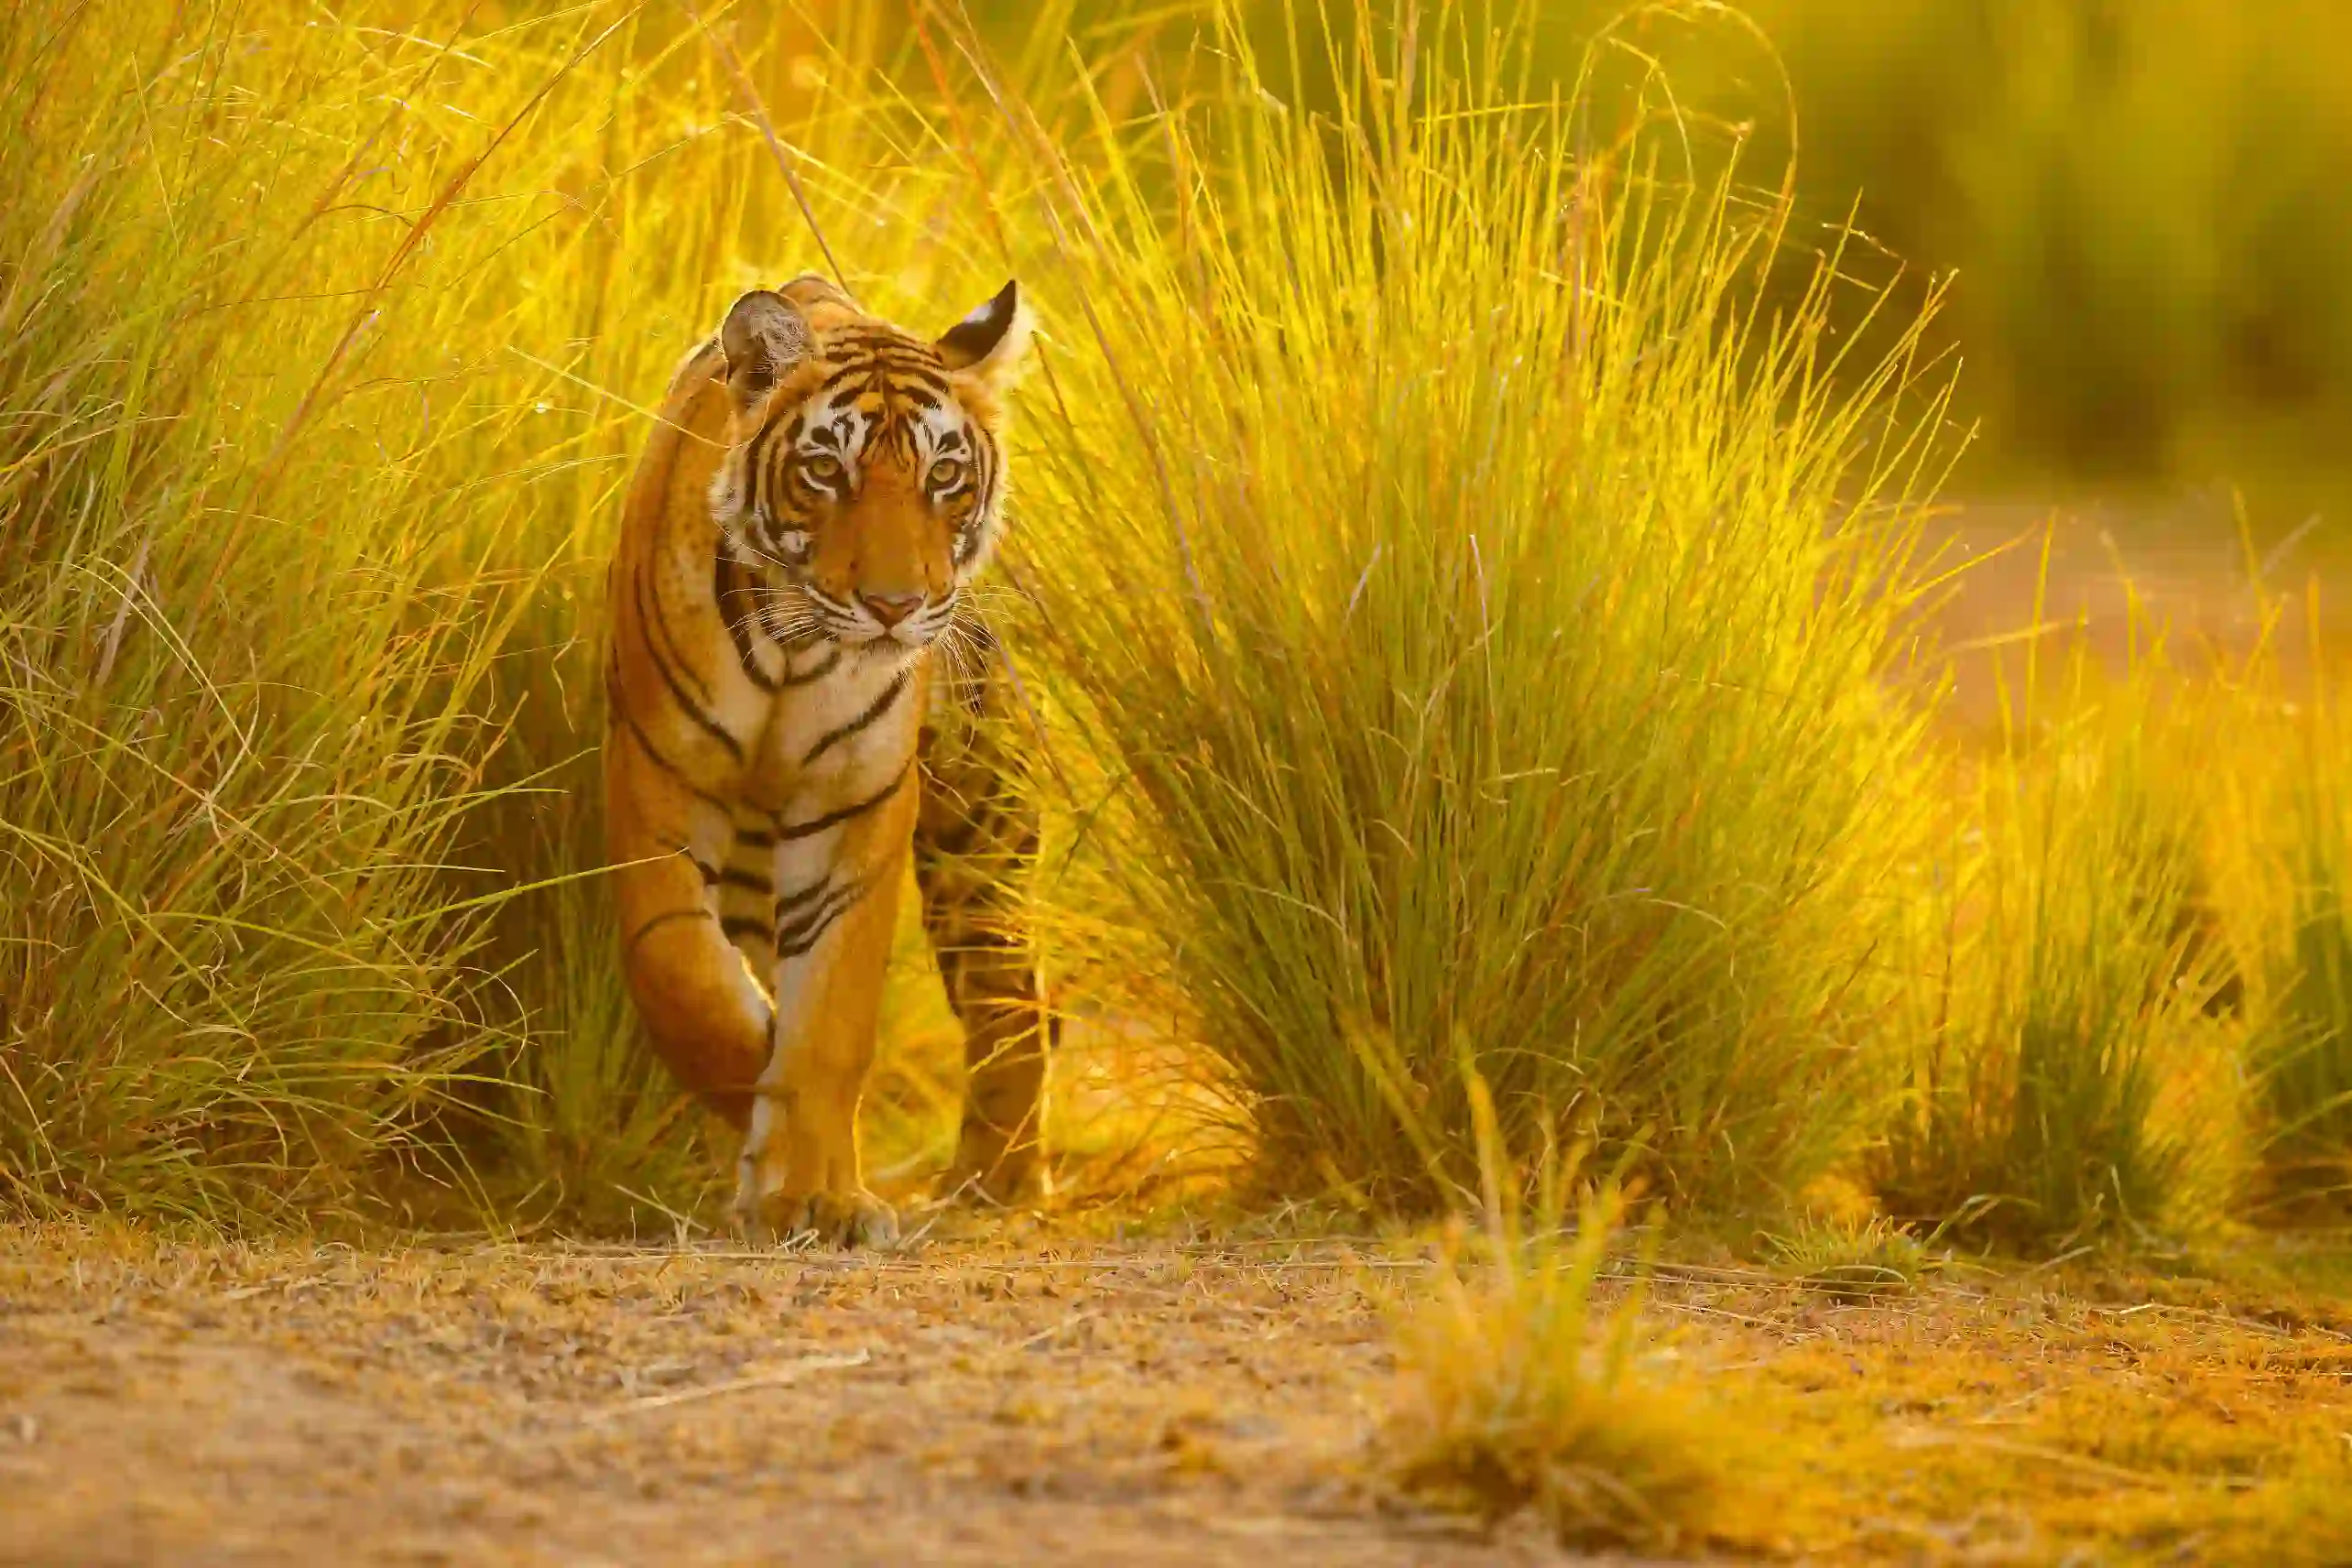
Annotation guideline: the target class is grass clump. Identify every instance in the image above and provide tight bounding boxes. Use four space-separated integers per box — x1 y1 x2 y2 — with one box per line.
2247 628 2352 1212
1382 1125 1733 1552
1875 608 2239 1251
1763 1213 1932 1299
0 1 547 1224
1003 2 1950 1215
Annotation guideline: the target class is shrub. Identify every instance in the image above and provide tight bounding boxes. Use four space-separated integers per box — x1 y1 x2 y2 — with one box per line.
998 4 1951 1214
2247 638 2352 1212
1873 617 2240 1248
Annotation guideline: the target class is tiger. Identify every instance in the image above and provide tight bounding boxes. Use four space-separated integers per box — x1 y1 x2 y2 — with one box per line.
603 271 1051 1247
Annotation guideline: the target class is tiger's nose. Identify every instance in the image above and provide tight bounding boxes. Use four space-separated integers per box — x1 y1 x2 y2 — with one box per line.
860 590 925 628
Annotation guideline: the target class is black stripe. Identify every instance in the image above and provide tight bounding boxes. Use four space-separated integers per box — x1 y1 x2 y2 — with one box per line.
775 889 844 949
812 363 874 403
626 907 713 960
804 670 909 765
972 433 998 524
720 914 769 945
822 329 940 360
719 866 771 893
638 576 745 765
735 825 777 850
715 549 780 692
607 662 734 813
780 645 843 688
878 362 952 395
775 880 871 958
686 852 721 886
742 409 783 516
636 568 712 707
773 761 912 841
774 877 830 916
843 356 951 399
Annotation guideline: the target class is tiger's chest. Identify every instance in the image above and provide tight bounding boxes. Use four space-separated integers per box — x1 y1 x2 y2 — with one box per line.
739 648 926 822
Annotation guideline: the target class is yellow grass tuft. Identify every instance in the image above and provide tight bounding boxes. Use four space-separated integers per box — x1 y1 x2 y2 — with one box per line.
1378 1085 1742 1552
1382 1175 1733 1551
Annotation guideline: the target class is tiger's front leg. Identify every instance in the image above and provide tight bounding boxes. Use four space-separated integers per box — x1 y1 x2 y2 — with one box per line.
733 772 919 1248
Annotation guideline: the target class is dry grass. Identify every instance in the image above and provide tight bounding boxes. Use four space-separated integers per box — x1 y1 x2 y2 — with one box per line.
1762 1213 1935 1300
1381 1180 1734 1552
5 1217 2349 1563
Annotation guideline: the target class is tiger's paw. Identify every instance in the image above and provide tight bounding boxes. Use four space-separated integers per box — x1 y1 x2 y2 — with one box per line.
743 1188 900 1250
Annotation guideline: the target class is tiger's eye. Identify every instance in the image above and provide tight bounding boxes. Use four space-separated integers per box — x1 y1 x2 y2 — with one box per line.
927 458 963 490
803 453 844 484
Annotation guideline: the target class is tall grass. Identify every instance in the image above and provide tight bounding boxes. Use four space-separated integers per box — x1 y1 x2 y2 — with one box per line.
0 1 914 1226
6 0 2343 1246
2247 622 2352 1210
990 6 1953 1214
0 4 544 1223
1874 606 2241 1248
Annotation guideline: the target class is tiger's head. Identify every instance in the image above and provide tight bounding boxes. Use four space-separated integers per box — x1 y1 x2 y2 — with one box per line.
708 274 1033 655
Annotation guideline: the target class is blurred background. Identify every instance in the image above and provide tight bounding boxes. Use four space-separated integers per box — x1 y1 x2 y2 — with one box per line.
1693 0 2347 513
938 0 2352 527
922 0 2352 713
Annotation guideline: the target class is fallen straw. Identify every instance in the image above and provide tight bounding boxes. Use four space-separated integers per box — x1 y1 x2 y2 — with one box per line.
584 1349 873 1422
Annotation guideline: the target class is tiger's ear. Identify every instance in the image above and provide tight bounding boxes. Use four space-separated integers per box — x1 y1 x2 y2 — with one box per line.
719 289 811 412
936 279 1033 397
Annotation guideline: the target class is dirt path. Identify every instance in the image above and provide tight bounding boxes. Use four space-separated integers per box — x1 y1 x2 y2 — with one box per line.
5 1222 2352 1564
0 1222 1563 1568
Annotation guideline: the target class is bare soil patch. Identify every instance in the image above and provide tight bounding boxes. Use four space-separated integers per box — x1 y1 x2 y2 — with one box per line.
5 1222 2350 1563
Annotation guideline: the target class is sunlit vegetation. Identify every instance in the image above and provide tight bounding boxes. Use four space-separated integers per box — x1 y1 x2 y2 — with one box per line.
8 1 2352 1556
5 0 2352 1242
2248 643 2352 1213
1382 1138 1734 1552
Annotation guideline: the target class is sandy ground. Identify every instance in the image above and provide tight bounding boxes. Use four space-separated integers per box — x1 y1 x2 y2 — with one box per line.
5 1219 2352 1565
0 1219 1562 1568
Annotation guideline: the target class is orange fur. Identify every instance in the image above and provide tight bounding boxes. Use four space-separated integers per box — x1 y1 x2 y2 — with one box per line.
603 275 1044 1244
